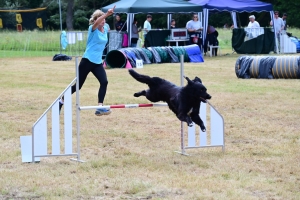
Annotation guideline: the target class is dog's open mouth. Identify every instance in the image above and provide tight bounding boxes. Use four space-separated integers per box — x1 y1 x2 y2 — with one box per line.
199 97 208 102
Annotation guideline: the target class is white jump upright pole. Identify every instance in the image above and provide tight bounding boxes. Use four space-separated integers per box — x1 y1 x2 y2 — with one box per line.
70 56 85 162
175 55 189 156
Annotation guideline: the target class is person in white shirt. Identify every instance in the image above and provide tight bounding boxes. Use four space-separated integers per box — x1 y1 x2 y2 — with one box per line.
143 14 152 41
186 14 203 49
247 15 260 28
270 11 284 34
270 11 285 52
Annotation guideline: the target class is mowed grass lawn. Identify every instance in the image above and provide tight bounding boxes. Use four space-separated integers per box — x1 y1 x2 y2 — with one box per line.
0 51 299 199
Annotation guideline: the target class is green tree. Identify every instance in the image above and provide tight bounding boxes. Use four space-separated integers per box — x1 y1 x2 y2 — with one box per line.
66 0 74 30
268 0 300 28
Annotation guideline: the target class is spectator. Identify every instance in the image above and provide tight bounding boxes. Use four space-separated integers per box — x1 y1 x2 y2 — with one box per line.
131 18 141 47
170 19 176 29
247 15 260 28
270 11 284 52
103 23 110 58
104 23 110 31
115 14 126 31
204 25 219 56
186 14 203 49
143 14 152 41
282 13 287 31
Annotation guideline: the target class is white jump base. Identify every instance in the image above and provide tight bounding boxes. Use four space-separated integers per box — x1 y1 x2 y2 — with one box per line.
20 78 85 163
185 101 225 154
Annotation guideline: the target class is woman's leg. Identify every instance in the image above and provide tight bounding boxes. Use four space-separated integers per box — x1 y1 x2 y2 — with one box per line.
91 63 108 104
60 58 92 113
92 63 111 116
71 58 93 94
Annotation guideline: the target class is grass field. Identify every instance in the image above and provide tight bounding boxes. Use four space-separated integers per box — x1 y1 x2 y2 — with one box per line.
0 52 300 199
0 29 300 199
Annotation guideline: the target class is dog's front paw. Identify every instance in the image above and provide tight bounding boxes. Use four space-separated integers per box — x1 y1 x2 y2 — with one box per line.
201 128 206 132
133 93 139 97
188 122 193 127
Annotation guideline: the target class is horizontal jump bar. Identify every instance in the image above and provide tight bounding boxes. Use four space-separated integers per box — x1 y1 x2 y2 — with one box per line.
80 103 168 110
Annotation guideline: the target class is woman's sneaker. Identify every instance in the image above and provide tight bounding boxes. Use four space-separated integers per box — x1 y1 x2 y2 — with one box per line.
95 108 111 116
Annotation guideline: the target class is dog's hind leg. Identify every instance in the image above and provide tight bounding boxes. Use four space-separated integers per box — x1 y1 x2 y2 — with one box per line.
134 90 147 97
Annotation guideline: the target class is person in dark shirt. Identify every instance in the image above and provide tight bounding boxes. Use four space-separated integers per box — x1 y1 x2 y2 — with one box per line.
204 25 219 56
282 13 287 31
115 14 127 31
131 18 141 47
170 19 176 29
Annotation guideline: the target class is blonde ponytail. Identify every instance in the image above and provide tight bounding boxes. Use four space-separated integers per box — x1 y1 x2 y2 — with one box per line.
89 9 105 25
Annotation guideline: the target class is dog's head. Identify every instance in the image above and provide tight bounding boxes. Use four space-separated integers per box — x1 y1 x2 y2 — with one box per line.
184 76 212 103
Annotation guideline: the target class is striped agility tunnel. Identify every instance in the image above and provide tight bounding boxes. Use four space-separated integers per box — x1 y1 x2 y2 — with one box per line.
235 56 300 79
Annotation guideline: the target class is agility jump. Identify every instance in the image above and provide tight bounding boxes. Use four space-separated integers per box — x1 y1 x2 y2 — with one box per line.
20 56 225 163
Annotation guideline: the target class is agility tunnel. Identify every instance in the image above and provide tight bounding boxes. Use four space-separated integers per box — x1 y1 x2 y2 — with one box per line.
235 56 300 79
105 44 203 68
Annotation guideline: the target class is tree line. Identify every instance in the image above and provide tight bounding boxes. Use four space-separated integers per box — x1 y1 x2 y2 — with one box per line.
0 0 299 31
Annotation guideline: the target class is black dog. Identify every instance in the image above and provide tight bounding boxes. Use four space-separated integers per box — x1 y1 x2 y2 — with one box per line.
128 69 211 131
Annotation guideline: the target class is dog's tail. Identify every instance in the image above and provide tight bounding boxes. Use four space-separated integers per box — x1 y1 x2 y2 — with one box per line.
128 69 153 85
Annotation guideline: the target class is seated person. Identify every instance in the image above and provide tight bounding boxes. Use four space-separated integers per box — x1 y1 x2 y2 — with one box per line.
204 25 219 56
186 14 203 49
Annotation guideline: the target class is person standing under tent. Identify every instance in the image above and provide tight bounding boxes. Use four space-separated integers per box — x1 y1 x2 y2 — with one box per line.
104 23 110 31
59 6 116 116
170 19 176 29
282 13 287 31
270 11 284 52
131 18 141 47
246 15 260 39
186 14 203 50
247 15 260 28
143 14 152 42
103 23 110 59
115 14 126 31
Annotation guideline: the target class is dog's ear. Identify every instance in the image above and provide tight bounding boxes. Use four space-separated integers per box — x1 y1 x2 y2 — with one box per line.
194 76 202 83
184 76 194 85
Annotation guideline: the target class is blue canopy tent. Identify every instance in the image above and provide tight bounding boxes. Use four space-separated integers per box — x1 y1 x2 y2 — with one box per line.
189 0 277 53
102 0 203 46
102 0 203 13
